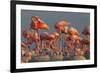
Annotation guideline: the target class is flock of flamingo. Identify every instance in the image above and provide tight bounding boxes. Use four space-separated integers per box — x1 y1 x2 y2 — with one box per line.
21 16 90 63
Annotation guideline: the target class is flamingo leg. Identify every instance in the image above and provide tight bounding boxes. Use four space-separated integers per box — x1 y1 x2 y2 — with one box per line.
56 39 59 49
48 40 50 49
53 40 56 48
64 34 67 48
60 30 62 50
36 30 40 50
41 40 43 49
43 41 46 48
54 40 57 49
44 41 46 48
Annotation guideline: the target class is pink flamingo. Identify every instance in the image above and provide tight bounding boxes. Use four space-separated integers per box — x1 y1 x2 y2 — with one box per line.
52 32 60 49
23 30 34 45
65 27 80 57
81 26 90 53
40 32 55 49
68 27 79 36
23 30 40 48
30 16 49 49
55 20 69 49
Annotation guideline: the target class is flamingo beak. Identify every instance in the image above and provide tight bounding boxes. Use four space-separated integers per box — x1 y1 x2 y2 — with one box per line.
42 23 49 30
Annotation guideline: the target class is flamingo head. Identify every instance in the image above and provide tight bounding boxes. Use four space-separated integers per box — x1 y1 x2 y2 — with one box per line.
61 26 69 34
52 32 60 38
68 27 79 35
55 20 69 32
50 34 55 39
82 25 90 35
64 26 69 34
23 30 29 38
57 20 69 26
31 16 49 30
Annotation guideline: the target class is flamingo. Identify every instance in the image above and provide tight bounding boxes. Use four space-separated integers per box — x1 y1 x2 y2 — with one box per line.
70 34 81 48
21 42 33 63
40 32 55 49
65 27 80 57
82 26 90 45
40 32 48 48
52 32 60 49
67 27 79 48
68 27 79 36
55 20 69 49
62 26 69 48
80 37 90 59
30 16 49 49
81 26 90 54
82 26 90 35
21 42 29 57
23 30 40 48
23 30 34 45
